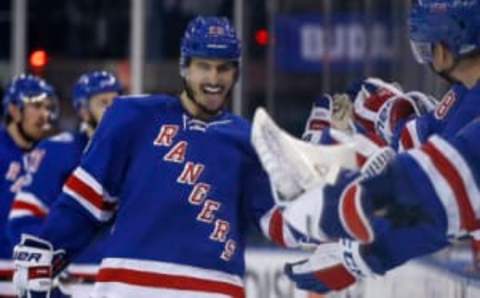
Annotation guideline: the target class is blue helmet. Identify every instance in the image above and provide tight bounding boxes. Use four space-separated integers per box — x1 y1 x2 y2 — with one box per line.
3 74 57 112
409 0 480 64
72 71 122 110
179 16 241 76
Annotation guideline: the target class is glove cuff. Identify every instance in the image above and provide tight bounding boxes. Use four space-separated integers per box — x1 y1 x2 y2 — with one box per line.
13 234 55 296
340 239 375 279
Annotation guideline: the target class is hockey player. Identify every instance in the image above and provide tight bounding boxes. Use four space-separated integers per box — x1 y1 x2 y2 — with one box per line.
282 0 480 294
0 74 57 296
7 71 122 297
12 17 298 298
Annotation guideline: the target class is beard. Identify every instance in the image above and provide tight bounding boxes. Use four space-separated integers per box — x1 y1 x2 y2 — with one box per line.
183 79 234 116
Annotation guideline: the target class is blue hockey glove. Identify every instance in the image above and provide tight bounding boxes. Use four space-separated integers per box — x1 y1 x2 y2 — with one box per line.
285 239 375 294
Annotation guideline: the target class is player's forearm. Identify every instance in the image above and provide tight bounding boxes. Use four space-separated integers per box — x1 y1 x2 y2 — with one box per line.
7 216 44 246
39 197 100 260
361 222 449 273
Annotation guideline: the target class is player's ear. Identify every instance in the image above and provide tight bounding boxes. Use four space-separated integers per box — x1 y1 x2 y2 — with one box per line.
433 42 454 69
7 104 22 122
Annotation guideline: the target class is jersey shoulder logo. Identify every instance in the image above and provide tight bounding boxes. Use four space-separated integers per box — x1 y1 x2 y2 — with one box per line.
434 90 456 120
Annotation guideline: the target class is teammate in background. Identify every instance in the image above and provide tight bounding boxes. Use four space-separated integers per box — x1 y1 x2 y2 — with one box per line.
12 16 299 298
0 74 57 297
282 0 480 294
7 71 122 297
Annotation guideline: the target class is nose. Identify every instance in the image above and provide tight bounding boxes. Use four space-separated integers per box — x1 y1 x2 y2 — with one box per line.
207 68 221 84
41 106 55 122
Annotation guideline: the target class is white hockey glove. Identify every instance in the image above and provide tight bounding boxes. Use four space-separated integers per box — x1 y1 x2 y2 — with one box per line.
252 107 358 205
285 239 375 294
13 234 67 298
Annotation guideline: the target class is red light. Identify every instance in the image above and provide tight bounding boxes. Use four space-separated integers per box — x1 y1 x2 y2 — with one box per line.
255 29 269 46
29 50 48 68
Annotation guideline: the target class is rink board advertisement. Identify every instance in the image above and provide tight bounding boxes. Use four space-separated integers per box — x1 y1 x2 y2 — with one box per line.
8 248 480 297
244 248 480 298
276 13 394 73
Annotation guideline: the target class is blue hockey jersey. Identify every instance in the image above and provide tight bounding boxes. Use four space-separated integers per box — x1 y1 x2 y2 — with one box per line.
360 82 480 273
0 126 43 294
7 130 109 283
8 132 87 241
395 83 472 151
37 95 291 298
0 127 25 260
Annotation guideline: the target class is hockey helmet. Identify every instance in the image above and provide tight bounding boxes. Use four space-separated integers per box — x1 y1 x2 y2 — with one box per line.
3 74 58 118
409 0 480 63
72 71 122 110
179 16 241 76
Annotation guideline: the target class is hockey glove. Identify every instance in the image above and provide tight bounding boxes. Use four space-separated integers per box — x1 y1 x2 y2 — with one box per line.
281 158 395 245
13 234 68 298
359 146 396 179
302 94 334 143
303 94 355 144
285 239 375 294
351 77 436 144
252 107 358 204
281 168 377 243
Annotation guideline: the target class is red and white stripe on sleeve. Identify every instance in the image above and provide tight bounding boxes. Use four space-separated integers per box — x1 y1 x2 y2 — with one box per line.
398 119 422 152
9 191 49 219
408 135 480 236
63 167 117 222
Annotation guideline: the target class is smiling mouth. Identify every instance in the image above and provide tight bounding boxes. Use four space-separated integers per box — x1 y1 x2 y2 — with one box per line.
202 85 224 95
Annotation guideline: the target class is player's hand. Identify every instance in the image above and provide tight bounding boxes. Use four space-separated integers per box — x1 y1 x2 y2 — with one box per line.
331 94 354 132
13 234 67 298
285 239 374 294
